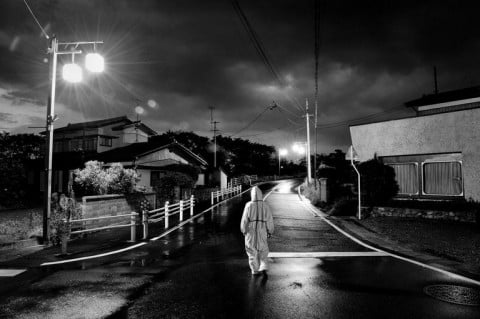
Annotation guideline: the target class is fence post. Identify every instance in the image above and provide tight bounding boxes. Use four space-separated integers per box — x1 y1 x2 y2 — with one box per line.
179 200 184 221
190 195 194 216
142 209 149 240
211 191 214 205
130 212 137 242
221 189 224 200
165 201 169 229
61 218 68 255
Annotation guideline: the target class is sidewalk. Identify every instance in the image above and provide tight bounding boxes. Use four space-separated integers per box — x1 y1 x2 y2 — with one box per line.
328 215 480 282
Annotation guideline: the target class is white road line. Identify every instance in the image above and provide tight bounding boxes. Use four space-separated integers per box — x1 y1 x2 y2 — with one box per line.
300 199 480 287
0 269 26 277
40 242 147 266
269 251 389 258
41 187 254 267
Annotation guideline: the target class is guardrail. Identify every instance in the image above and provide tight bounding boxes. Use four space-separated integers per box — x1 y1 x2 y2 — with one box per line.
211 185 242 205
60 195 196 255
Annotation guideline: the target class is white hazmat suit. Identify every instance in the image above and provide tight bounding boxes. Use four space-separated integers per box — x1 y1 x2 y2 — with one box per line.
240 186 274 275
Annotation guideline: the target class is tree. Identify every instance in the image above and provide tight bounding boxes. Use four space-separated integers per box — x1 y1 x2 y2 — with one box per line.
0 133 43 208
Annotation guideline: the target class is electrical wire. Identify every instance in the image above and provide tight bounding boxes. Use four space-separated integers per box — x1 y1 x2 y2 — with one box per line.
23 0 50 39
230 0 304 114
230 105 272 137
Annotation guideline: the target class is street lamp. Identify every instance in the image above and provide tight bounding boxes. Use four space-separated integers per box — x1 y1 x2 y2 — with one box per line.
278 148 288 176
43 36 104 244
292 141 311 183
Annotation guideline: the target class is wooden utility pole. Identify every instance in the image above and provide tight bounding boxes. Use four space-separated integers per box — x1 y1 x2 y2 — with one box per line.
209 107 219 167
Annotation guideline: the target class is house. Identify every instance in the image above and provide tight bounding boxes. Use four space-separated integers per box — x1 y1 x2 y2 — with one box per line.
35 116 157 194
349 85 480 201
97 139 208 189
32 116 208 197
50 116 157 154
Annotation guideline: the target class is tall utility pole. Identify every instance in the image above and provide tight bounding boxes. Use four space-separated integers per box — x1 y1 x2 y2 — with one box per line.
209 107 219 168
314 0 321 187
304 99 312 184
212 121 219 167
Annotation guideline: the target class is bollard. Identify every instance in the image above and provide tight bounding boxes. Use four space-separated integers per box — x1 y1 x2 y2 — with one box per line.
221 189 224 200
179 200 184 221
211 192 214 205
190 195 194 216
130 212 137 242
165 201 169 229
142 209 148 240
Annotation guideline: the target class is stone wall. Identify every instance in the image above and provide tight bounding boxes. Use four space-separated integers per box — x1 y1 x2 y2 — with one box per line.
80 193 156 227
371 206 477 223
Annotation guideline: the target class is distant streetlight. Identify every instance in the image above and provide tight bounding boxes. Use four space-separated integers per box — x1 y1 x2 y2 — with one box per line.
292 141 311 183
43 36 104 244
278 148 288 176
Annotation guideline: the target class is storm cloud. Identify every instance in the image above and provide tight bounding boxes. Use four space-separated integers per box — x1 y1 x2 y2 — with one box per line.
1 0 480 153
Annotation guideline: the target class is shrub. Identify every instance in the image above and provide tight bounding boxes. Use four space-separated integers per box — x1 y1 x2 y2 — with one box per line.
73 161 140 196
303 182 322 206
49 193 82 245
328 198 357 216
358 158 398 206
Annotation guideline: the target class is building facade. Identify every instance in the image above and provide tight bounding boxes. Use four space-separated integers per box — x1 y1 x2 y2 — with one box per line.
349 86 480 201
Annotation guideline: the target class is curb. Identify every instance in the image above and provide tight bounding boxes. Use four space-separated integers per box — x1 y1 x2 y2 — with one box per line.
298 192 480 287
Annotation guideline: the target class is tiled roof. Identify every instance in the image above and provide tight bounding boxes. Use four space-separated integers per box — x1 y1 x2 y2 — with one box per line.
53 116 131 133
97 139 207 167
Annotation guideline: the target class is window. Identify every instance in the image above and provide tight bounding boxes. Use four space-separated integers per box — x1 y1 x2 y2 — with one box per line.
100 137 113 147
83 138 96 151
388 163 418 195
422 161 463 196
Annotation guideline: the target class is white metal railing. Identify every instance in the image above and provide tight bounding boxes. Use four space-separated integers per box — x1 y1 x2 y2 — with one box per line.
144 195 196 236
210 185 242 205
60 195 196 255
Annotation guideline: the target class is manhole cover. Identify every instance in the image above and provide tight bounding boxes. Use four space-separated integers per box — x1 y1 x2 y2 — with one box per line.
424 285 480 306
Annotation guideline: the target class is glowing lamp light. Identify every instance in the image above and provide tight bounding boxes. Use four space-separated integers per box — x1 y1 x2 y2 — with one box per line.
279 148 288 156
62 63 82 83
85 53 104 73
292 144 305 154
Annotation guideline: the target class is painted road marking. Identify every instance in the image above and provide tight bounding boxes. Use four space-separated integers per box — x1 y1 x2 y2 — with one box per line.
269 251 389 258
41 186 255 267
0 269 26 277
299 198 480 287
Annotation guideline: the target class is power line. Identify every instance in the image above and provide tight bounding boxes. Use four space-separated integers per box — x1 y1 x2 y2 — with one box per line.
23 0 50 39
316 108 408 130
230 0 304 114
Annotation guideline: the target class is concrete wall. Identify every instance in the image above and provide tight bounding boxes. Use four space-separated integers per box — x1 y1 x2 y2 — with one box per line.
80 193 156 226
137 169 151 189
371 206 477 223
350 108 480 201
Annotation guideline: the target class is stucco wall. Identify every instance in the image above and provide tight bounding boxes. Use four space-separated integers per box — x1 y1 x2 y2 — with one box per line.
349 108 480 201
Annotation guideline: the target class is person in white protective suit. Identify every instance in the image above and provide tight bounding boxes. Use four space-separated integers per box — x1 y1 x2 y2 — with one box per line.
240 186 274 275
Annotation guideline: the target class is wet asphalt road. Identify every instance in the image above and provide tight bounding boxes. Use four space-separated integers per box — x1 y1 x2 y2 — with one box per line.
2 180 480 318
109 180 479 318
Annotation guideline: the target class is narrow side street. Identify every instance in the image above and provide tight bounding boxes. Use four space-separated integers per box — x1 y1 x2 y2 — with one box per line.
0 181 479 318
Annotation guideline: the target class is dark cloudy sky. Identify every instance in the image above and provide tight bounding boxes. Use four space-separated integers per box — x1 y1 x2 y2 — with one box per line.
1 0 480 154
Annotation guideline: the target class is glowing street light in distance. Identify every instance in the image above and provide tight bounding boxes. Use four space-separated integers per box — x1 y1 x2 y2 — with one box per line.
85 52 104 73
279 148 288 156
62 63 82 83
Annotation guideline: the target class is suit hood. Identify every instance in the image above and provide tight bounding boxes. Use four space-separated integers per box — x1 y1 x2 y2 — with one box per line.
251 186 263 201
